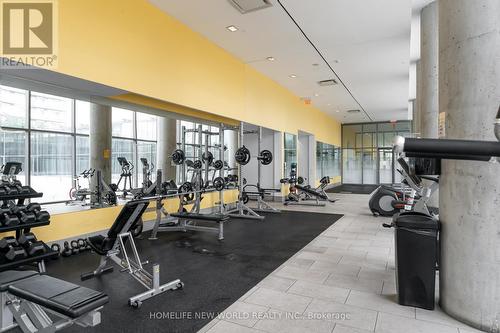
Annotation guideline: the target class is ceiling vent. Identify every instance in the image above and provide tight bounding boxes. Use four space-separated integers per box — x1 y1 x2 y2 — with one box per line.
317 79 338 87
347 109 361 113
228 0 272 14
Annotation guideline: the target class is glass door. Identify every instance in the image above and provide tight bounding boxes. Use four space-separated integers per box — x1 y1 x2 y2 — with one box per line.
378 148 394 184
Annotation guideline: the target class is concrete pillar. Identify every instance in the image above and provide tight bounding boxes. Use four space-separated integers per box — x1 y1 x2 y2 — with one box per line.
89 103 112 201
413 60 422 135
156 117 177 181
225 129 238 169
439 0 500 330
420 1 439 139
420 1 440 207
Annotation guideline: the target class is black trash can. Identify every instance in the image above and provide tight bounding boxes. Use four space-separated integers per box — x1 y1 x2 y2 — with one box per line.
393 212 439 310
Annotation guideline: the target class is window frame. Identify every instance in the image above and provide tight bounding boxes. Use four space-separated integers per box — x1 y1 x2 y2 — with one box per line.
0 84 159 204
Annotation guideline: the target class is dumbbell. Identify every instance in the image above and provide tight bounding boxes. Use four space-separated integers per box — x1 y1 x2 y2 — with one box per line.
70 240 80 255
77 238 90 252
9 204 36 224
0 183 18 195
18 233 46 256
26 203 50 222
61 241 73 257
0 236 27 261
50 243 61 259
11 180 30 194
0 207 20 227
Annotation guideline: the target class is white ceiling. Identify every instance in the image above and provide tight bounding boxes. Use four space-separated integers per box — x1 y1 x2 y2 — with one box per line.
150 0 426 123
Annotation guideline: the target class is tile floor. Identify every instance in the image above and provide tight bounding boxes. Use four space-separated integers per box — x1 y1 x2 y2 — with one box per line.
199 193 483 333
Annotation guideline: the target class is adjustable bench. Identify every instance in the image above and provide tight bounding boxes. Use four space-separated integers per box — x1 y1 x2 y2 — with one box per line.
82 200 183 308
285 184 332 206
0 270 107 332
167 212 229 240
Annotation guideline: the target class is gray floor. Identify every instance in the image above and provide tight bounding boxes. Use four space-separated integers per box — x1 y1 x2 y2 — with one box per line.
199 193 482 333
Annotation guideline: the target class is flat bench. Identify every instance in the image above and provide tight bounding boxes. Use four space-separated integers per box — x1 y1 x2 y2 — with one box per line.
165 212 229 240
0 270 107 332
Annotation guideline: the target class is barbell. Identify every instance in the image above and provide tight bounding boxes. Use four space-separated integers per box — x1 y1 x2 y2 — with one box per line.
234 146 273 165
171 149 185 165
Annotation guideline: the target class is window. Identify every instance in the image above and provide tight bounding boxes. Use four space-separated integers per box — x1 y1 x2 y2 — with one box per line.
316 141 341 180
0 85 28 128
75 100 90 134
30 132 73 202
283 133 297 177
111 107 158 188
341 121 412 184
31 92 72 132
0 130 27 184
112 107 134 138
137 112 157 140
0 84 160 202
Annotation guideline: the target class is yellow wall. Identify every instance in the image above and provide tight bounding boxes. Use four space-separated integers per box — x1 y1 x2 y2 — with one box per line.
6 0 342 242
55 0 341 145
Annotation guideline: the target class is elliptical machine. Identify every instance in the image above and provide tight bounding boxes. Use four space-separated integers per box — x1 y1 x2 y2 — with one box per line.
369 157 439 217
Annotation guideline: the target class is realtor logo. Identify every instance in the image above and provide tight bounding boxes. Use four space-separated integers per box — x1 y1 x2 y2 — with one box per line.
1 0 58 68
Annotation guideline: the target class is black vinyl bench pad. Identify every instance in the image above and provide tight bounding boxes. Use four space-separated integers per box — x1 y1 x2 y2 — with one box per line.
170 213 229 222
295 185 328 200
1 271 108 319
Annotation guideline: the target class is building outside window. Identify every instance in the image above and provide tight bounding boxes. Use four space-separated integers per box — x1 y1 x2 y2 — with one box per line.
0 84 158 203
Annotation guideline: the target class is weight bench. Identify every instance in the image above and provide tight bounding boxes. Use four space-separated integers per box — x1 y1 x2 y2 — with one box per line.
284 185 327 206
167 212 229 241
0 270 107 332
82 200 183 308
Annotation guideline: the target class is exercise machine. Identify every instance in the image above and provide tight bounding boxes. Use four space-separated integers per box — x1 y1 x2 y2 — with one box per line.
0 270 108 332
237 126 281 213
110 157 134 198
68 168 94 204
369 157 439 217
82 200 184 308
282 163 334 206
226 123 275 220
150 124 229 240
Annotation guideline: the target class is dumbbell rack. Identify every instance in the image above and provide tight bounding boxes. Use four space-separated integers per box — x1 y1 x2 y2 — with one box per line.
0 191 58 272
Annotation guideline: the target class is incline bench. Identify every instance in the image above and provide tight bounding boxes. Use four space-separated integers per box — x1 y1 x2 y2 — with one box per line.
163 212 229 241
82 199 183 308
0 270 107 332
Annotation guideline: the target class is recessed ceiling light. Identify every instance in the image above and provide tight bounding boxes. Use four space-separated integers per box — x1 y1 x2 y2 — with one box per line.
314 93 320 97
312 63 319 67
289 74 297 78
336 110 340 113
226 25 238 32
333 59 340 63
327 103 331 106
266 57 275 61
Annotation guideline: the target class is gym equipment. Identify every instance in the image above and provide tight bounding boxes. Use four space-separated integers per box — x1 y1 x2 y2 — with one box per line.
282 163 334 206
234 146 273 166
0 207 19 227
82 200 184 308
0 270 108 333
0 163 31 196
169 212 228 241
202 151 214 165
140 157 154 189
17 233 46 257
9 204 36 224
171 149 186 165
25 203 50 222
0 237 27 261
69 168 94 202
227 124 278 219
50 243 61 258
62 241 72 257
111 157 134 198
369 158 439 217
